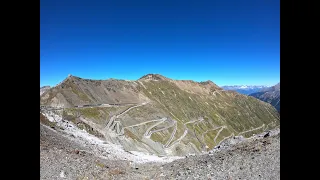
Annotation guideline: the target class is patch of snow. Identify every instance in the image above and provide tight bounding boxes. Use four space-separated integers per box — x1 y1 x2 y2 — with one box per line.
60 171 65 178
129 151 183 163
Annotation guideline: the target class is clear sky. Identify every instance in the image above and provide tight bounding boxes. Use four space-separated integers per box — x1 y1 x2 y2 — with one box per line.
40 0 279 87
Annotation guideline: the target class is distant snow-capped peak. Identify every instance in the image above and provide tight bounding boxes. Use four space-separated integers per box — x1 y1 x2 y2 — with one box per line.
221 85 270 90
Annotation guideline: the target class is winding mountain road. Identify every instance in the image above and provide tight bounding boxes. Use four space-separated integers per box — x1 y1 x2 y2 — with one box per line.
124 118 166 128
104 102 149 133
42 101 277 153
214 126 226 143
165 117 204 148
201 126 225 144
144 118 168 138
238 124 265 136
147 121 176 137
164 121 177 148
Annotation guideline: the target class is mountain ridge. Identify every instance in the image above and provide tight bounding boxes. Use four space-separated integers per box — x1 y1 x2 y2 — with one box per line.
221 85 271 95
40 74 280 156
42 74 225 89
249 83 280 112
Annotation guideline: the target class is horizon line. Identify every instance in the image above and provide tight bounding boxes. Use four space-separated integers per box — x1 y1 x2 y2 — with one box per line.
40 73 279 88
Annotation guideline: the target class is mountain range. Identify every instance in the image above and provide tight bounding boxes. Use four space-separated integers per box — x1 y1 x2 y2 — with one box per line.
249 83 280 112
221 85 270 95
40 74 280 156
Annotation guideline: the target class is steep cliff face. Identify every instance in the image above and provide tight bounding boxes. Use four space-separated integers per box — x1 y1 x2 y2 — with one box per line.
40 74 280 156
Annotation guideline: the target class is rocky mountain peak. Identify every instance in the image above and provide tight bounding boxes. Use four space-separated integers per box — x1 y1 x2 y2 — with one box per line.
139 74 169 81
199 80 221 90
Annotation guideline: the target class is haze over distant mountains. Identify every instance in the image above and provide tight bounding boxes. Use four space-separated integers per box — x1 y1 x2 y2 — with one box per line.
221 85 270 95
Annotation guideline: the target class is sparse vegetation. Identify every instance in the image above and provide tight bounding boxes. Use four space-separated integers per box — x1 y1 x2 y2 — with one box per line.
108 168 125 175
61 110 104 138
95 161 105 168
40 113 57 128
124 129 140 141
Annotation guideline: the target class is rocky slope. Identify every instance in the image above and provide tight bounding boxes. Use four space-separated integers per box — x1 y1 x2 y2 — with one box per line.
41 115 280 179
40 86 51 96
250 83 280 112
40 74 280 156
158 129 280 180
40 119 180 180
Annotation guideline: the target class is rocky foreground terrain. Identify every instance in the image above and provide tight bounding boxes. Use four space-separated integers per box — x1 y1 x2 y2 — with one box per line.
159 129 280 180
40 118 279 180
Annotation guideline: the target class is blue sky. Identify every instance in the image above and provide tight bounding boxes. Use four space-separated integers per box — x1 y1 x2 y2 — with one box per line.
40 0 279 87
